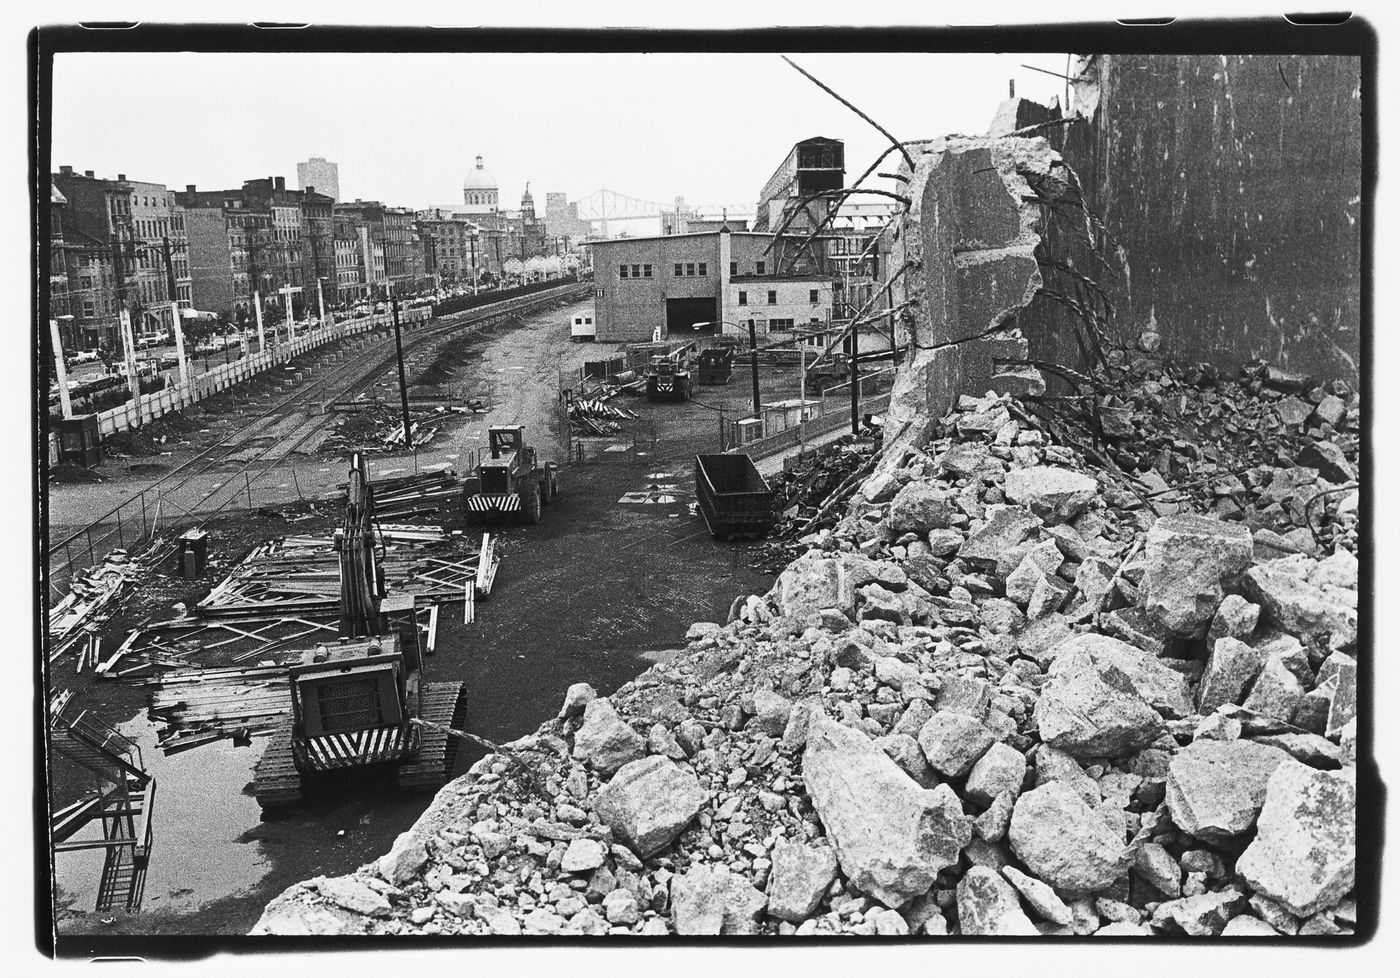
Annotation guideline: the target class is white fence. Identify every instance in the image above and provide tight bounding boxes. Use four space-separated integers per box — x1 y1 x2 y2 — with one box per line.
92 309 430 436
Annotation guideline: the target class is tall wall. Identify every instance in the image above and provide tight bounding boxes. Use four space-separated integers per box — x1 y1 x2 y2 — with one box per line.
1029 54 1363 383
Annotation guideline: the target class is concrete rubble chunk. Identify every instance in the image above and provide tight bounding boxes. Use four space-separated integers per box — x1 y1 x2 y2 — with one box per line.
1208 594 1261 642
1164 739 1291 839
767 841 840 922
671 863 767 935
773 552 857 625
251 886 365 935
594 755 706 858
558 682 598 719
957 866 1038 935
958 506 1041 568
1197 637 1264 714
888 481 958 534
1242 554 1357 651
965 741 1028 805
376 832 428 887
752 688 792 736
1243 653 1305 723
316 876 393 918
1031 745 1100 805
917 711 996 777
572 698 646 774
560 838 607 873
1003 466 1099 525
1034 637 1167 759
1001 865 1074 926
1140 514 1254 637
1131 842 1181 898
1009 781 1126 893
803 712 973 907
1236 760 1356 917
1150 887 1244 936
1221 915 1281 936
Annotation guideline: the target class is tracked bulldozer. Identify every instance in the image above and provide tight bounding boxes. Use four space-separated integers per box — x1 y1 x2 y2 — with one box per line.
253 453 466 808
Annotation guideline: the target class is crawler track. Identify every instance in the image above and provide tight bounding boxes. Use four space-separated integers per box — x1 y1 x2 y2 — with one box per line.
396 682 467 791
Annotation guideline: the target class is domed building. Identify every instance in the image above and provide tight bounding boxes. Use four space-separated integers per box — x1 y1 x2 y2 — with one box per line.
462 155 499 214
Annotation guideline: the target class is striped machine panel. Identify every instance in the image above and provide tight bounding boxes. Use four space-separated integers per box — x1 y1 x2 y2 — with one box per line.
466 494 521 513
295 725 414 771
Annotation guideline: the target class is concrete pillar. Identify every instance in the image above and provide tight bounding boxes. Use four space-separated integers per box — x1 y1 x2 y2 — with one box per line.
171 302 190 388
50 319 73 419
119 307 141 408
283 285 295 340
254 290 266 352
316 278 326 329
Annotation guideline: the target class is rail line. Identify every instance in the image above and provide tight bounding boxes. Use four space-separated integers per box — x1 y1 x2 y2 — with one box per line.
47 282 591 595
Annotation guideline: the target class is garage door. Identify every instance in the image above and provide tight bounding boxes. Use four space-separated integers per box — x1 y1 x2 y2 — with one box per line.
665 297 719 335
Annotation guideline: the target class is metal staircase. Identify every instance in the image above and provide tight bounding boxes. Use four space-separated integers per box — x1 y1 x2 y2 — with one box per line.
49 693 156 913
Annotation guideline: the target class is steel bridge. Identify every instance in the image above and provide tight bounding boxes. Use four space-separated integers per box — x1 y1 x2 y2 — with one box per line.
573 189 756 238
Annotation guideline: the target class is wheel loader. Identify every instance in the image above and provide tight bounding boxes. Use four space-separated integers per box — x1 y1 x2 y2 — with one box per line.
462 424 560 525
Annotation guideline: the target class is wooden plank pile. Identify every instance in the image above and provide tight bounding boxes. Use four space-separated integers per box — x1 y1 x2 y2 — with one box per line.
368 470 465 519
48 540 172 667
569 386 639 436
148 664 292 753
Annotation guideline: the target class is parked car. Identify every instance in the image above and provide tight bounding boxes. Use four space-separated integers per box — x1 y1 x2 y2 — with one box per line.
71 349 100 364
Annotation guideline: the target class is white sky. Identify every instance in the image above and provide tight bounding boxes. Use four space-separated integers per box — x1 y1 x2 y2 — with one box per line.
50 51 1070 214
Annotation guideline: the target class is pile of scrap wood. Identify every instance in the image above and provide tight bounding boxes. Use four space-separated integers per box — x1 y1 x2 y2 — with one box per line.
325 404 451 453
47 541 173 666
365 468 464 519
569 387 639 436
149 663 291 753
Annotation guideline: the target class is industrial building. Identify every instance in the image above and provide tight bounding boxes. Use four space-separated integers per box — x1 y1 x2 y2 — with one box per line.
586 227 834 343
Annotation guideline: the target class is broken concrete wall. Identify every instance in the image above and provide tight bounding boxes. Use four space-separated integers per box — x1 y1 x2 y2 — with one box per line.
1022 54 1362 384
879 135 1057 475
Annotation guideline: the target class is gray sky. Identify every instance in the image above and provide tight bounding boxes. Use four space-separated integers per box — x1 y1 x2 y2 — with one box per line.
51 51 1069 216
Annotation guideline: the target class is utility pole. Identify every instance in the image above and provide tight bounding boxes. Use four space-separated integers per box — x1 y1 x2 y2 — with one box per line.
798 339 806 455
316 277 327 328
849 330 860 437
389 285 413 450
748 318 761 420
50 319 73 419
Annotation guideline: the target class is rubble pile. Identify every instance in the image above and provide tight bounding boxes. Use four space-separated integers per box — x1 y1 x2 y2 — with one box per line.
254 375 1359 938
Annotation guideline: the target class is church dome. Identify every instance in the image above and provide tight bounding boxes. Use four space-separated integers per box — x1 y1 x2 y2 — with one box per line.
463 155 498 192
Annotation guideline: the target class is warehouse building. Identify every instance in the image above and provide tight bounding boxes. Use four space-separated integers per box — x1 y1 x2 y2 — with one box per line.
587 226 833 343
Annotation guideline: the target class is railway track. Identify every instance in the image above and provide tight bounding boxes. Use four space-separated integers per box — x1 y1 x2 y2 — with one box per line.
47 282 590 592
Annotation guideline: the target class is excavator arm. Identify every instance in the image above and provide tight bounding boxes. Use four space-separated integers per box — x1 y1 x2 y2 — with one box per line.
338 452 383 638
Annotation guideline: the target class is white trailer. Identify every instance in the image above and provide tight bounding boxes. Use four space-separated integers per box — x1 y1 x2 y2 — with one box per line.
570 313 597 341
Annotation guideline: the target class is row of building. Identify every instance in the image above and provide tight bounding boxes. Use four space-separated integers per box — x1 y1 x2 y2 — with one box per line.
586 136 893 348
48 156 589 350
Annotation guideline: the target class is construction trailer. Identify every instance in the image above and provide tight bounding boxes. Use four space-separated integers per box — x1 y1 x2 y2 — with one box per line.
252 453 466 808
697 347 735 385
461 425 560 524
570 313 597 341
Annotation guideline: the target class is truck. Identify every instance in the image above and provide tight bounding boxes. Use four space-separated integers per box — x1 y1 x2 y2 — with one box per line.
253 453 467 808
462 425 560 524
570 313 597 341
695 453 778 540
645 356 692 401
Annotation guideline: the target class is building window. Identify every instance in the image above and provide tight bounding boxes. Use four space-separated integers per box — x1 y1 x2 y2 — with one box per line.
674 263 683 276
730 261 738 276
631 264 641 277
643 264 652 278
698 263 707 277
620 264 629 278
756 261 766 275
770 318 795 330
738 291 747 306
686 263 695 277
767 290 777 305
809 289 820 304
